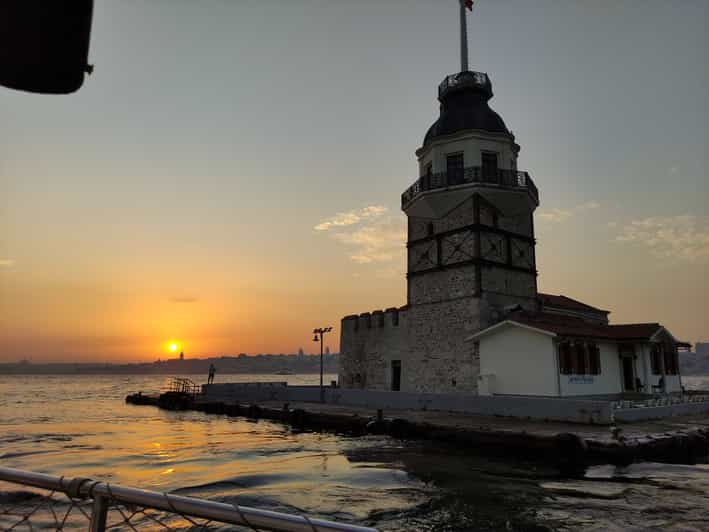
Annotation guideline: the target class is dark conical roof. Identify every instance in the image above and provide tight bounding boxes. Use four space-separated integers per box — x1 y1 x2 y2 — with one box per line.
423 71 509 146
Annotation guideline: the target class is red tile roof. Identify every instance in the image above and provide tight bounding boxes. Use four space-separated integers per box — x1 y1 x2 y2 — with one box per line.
507 311 662 341
537 293 609 314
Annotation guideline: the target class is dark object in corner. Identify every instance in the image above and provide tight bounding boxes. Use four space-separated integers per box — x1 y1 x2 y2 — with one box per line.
0 1 94 94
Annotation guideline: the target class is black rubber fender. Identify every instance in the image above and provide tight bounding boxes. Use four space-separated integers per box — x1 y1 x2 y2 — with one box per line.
555 432 588 476
290 408 307 429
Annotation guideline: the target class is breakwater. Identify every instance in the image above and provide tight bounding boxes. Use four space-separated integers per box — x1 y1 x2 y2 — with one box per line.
126 388 709 473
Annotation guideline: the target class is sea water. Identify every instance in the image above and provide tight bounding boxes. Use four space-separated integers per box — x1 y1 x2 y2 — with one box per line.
1 374 708 530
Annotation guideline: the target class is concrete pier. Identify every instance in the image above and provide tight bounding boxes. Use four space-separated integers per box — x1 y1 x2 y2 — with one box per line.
126 384 709 472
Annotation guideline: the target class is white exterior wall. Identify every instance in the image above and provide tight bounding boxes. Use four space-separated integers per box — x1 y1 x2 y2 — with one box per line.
559 342 623 396
478 325 558 396
417 131 517 176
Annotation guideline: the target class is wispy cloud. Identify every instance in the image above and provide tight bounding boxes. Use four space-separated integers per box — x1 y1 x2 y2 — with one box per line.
615 214 709 262
315 205 406 265
538 201 600 224
0 259 15 268
171 296 198 303
314 205 387 231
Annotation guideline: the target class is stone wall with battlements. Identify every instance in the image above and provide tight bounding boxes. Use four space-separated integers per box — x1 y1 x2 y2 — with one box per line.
339 299 482 394
339 307 409 391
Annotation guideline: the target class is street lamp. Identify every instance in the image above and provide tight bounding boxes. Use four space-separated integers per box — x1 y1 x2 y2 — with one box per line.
313 326 332 402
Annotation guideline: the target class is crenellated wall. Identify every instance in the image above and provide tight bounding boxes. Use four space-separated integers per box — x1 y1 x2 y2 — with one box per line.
339 307 409 391
339 297 483 394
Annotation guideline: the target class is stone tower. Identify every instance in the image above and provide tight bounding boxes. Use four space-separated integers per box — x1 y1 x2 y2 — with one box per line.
339 4 540 394
399 69 540 392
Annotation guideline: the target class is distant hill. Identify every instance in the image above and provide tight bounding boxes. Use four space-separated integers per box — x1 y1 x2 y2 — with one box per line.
680 342 709 375
0 353 339 375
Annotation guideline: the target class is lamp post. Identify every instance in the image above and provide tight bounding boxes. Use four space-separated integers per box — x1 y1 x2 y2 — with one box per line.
313 327 332 403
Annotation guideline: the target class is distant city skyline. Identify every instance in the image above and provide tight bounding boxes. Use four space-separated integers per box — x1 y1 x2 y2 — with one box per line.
1 0 707 362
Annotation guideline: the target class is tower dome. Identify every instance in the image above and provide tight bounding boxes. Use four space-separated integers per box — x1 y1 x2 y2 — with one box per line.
423 71 510 147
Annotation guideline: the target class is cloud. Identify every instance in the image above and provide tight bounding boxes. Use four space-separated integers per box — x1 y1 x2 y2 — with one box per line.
171 296 198 303
614 214 709 262
315 205 406 264
538 201 600 223
0 259 15 267
314 205 387 231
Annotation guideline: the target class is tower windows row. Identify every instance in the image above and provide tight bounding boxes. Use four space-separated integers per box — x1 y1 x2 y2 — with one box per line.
421 151 510 179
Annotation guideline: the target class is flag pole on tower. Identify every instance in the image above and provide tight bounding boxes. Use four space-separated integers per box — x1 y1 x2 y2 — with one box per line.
460 0 474 72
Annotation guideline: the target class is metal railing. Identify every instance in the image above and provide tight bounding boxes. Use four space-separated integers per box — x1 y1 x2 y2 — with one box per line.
438 71 490 99
613 393 709 410
166 377 200 398
0 466 378 532
401 166 538 209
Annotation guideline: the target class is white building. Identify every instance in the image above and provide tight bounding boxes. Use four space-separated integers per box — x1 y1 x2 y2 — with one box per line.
471 294 687 397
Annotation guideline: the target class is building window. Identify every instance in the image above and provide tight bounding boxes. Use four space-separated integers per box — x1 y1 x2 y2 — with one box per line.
481 151 498 182
423 162 433 190
664 345 679 375
446 153 464 185
588 343 601 375
560 341 601 375
571 342 587 374
559 342 572 374
651 344 662 375
427 222 434 237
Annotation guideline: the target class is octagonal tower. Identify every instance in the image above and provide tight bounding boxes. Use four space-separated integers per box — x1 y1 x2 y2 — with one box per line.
403 70 539 320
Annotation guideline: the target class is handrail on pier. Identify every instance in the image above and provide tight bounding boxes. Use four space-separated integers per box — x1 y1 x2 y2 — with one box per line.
167 376 201 398
0 466 378 532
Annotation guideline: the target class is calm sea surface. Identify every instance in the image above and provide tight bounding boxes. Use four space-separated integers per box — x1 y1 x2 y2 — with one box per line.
1 374 709 530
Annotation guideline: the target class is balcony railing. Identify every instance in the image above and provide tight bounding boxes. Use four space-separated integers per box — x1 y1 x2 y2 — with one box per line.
401 166 538 210
438 71 490 99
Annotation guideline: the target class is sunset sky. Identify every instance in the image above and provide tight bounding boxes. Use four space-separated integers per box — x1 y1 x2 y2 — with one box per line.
1 1 707 363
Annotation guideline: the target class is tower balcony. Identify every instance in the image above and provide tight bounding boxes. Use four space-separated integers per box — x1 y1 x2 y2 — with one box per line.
438 70 492 100
401 166 539 216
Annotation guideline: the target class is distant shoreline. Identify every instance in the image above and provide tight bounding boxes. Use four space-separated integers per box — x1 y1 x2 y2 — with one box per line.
0 370 332 375
0 353 339 376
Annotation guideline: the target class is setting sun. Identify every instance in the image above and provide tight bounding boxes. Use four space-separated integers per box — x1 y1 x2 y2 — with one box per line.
169 343 177 352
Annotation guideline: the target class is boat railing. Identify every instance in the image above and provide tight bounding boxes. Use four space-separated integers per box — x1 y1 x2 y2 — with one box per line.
0 466 378 532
